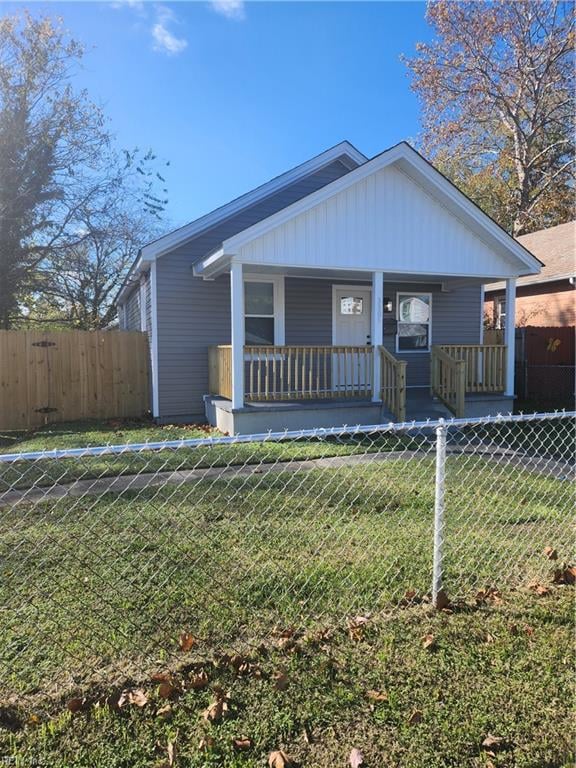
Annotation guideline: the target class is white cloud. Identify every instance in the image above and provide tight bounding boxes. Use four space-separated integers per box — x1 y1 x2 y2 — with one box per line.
152 6 188 55
210 0 245 21
110 0 145 12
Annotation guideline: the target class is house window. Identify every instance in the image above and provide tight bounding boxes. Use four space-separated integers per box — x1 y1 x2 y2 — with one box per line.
495 296 506 330
397 293 432 352
340 296 364 315
244 277 284 346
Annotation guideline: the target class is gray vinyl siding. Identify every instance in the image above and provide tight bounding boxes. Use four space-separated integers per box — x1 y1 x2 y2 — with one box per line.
155 159 354 420
156 270 481 421
123 285 141 331
286 279 482 388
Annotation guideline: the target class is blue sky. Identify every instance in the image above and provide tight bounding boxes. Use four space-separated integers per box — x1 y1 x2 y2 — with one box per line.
12 1 432 227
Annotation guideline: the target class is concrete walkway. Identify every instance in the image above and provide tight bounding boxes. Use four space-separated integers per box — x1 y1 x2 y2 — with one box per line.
1 444 572 508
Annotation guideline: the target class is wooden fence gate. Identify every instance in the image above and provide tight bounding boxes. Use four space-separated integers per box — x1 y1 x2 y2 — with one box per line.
0 330 150 430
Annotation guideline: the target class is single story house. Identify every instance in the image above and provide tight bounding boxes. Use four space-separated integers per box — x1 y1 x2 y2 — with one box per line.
117 141 541 434
485 221 575 329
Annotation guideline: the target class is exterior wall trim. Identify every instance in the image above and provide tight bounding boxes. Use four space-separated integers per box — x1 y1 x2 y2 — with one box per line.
150 262 159 418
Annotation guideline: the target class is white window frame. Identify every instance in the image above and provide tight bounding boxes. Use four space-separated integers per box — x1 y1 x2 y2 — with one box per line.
243 274 285 347
396 292 432 354
495 295 506 331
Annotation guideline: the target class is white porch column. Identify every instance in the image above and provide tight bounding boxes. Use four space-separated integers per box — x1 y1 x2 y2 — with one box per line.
371 271 384 402
230 262 245 409
504 277 516 397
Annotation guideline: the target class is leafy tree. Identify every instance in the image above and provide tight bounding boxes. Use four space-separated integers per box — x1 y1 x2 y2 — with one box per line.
404 1 575 235
0 11 167 329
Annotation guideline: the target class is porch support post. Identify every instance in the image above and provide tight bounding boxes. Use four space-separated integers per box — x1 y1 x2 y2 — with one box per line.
371 271 384 402
504 277 516 397
231 261 245 409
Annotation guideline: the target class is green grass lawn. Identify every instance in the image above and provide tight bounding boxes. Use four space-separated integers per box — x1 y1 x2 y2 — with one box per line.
0 418 573 766
0 417 422 493
2 588 574 768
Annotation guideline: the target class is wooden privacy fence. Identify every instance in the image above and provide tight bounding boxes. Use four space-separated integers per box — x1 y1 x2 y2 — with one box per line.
0 331 150 430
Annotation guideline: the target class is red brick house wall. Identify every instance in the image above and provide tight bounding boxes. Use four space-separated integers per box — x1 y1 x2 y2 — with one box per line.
485 280 575 328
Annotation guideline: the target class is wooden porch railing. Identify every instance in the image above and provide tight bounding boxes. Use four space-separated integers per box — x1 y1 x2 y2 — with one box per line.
208 345 232 400
245 345 374 401
439 345 506 394
431 344 507 417
431 346 466 417
208 345 374 402
380 347 407 422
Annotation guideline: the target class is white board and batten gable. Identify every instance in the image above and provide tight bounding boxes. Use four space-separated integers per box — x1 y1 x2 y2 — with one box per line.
198 143 541 281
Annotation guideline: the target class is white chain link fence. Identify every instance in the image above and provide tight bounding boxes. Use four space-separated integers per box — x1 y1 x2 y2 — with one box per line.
0 411 573 711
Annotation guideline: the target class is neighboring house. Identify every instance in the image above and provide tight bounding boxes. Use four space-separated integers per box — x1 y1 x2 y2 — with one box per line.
116 141 541 433
484 221 575 329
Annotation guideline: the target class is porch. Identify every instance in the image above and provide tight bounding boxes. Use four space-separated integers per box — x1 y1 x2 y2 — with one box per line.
206 342 512 433
199 261 517 434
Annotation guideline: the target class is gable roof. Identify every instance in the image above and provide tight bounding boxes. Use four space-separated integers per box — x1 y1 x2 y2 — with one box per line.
486 221 575 291
140 141 367 263
115 140 366 304
197 142 542 279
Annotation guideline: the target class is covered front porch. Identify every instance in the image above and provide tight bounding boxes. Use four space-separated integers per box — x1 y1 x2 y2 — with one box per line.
203 265 516 433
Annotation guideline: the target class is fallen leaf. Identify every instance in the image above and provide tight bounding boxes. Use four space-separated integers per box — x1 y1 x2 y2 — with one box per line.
268 750 295 768
118 688 148 708
166 740 176 767
198 735 215 750
475 587 503 605
232 736 252 751
156 703 173 719
529 582 552 596
273 671 289 691
347 614 371 641
188 670 209 690
481 733 511 753
158 681 180 700
66 697 86 714
408 709 423 725
366 689 388 702
422 633 436 650
543 546 558 560
434 589 450 610
179 632 196 652
349 747 364 767
553 565 576 585
203 694 230 723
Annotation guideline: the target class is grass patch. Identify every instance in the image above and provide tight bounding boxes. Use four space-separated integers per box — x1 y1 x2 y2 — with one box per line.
2 588 574 768
1 457 570 702
0 418 422 492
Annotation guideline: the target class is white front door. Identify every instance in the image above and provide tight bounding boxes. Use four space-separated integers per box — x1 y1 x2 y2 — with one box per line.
332 286 372 391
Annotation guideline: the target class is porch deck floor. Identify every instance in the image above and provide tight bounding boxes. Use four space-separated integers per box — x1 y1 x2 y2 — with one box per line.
213 390 454 421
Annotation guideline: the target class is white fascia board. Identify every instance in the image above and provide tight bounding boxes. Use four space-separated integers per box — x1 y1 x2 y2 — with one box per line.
140 141 367 262
221 143 542 276
194 248 228 279
116 259 143 304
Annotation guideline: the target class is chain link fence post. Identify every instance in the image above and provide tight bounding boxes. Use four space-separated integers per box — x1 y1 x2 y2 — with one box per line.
432 418 447 607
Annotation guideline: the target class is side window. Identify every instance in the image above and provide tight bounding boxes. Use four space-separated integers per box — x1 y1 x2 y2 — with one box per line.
244 281 275 345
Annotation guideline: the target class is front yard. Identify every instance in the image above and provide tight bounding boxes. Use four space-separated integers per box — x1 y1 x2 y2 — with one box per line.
3 589 574 768
0 417 573 767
